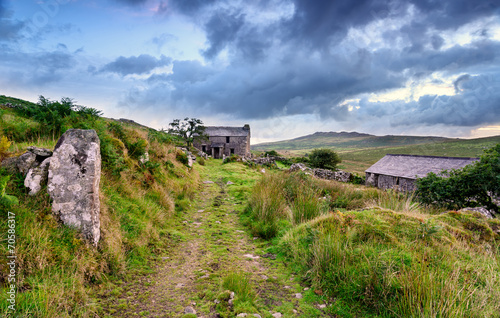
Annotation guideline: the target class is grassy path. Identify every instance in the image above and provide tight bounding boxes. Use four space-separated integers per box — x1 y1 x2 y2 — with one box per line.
99 160 331 318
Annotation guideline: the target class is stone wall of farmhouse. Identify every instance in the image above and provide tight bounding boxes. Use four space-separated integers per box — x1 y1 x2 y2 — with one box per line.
195 135 250 157
366 173 416 192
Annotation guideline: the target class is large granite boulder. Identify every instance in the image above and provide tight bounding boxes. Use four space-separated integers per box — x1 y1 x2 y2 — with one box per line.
47 129 101 246
24 157 51 195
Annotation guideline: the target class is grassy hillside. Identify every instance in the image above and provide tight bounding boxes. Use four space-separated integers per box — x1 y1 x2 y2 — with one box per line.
0 96 199 317
245 171 500 317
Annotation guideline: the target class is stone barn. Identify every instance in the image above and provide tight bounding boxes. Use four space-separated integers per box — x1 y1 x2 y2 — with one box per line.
194 125 251 159
365 154 479 192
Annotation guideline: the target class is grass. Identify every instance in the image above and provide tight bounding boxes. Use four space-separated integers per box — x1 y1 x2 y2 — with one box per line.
0 104 199 317
246 171 500 317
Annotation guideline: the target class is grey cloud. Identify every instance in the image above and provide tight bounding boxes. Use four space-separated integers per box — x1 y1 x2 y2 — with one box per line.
0 49 75 85
0 4 25 41
99 54 172 76
202 11 245 59
168 0 218 15
112 0 148 6
357 73 500 128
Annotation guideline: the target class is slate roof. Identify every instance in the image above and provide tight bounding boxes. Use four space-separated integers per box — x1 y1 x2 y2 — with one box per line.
204 126 250 137
365 154 479 179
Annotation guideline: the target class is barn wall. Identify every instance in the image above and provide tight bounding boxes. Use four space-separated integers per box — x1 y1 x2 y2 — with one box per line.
365 173 378 187
194 135 250 157
377 175 398 190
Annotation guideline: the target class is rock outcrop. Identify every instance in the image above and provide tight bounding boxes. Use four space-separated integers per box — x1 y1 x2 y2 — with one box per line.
47 129 101 246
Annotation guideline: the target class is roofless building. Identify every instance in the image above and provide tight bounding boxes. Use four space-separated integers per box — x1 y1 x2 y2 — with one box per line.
193 125 251 159
365 154 479 192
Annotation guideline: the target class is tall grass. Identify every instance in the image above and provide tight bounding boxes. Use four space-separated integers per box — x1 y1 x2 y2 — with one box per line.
247 171 500 317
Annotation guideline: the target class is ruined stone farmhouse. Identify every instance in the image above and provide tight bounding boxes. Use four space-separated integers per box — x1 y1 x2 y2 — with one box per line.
365 154 479 192
194 125 250 159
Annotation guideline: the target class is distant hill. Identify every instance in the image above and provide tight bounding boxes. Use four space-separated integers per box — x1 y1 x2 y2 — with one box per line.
252 131 454 153
252 131 500 174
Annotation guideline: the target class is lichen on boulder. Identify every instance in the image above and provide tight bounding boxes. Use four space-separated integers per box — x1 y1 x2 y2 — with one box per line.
47 129 101 246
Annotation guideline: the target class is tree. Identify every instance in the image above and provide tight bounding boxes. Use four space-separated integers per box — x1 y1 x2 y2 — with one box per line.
168 118 206 148
415 144 500 215
308 148 341 170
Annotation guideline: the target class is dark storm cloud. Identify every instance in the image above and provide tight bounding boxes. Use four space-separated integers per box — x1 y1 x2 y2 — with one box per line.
355 73 500 128
99 54 172 76
410 0 500 30
283 0 390 47
168 0 218 15
202 10 245 59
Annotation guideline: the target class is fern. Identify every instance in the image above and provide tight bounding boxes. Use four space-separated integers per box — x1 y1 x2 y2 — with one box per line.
0 135 11 161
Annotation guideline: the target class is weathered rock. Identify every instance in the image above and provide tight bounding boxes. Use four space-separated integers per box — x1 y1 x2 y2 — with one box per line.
184 306 196 314
47 129 101 246
139 151 149 164
1 151 37 175
295 293 303 299
236 314 248 317
459 207 495 219
27 146 52 157
272 313 282 318
24 157 51 195
289 163 311 173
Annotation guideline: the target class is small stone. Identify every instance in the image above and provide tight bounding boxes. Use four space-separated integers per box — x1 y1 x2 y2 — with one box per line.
284 286 291 289
161 257 169 260
243 254 259 260
262 253 276 260
260 275 268 280
295 293 303 299
228 299 233 306
272 313 282 318
230 292 235 299
253 315 261 318
293 309 298 314
226 181 235 185
260 169 265 173
197 209 204 213
215 221 221 224
184 306 196 314
236 314 247 317
175 283 185 288
203 180 214 184
318 304 327 309
304 287 309 291
214 299 220 304
236 230 244 233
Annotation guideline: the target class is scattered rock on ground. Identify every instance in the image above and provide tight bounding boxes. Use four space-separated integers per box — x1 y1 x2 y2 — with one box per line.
459 207 495 219
262 253 276 260
1 151 37 175
236 314 247 317
27 146 52 157
47 129 101 246
272 313 282 318
184 306 196 314
203 180 214 184
295 293 303 299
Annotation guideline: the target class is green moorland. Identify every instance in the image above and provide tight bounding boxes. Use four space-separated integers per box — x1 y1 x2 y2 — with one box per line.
1 94 499 317
244 171 500 317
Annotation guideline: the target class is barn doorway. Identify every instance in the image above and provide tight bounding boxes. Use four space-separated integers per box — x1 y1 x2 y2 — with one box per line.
213 147 221 159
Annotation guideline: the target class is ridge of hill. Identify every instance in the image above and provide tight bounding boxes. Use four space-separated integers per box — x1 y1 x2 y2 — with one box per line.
252 131 455 152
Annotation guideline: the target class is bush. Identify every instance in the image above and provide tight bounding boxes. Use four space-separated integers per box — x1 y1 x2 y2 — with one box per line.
198 156 205 166
176 151 189 165
309 148 341 170
264 150 279 157
415 144 500 213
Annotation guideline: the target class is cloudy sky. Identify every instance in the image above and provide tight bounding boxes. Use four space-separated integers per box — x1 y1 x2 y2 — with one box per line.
1 0 500 143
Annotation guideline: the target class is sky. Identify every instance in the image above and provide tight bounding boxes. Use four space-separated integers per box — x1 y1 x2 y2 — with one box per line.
1 0 500 144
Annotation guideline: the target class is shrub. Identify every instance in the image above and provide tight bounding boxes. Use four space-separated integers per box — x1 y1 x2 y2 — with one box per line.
176 151 189 165
0 135 11 161
264 150 279 157
309 148 341 170
198 156 205 166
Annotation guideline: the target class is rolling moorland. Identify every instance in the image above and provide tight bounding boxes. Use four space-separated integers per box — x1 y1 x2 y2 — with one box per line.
252 131 500 174
0 94 499 318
